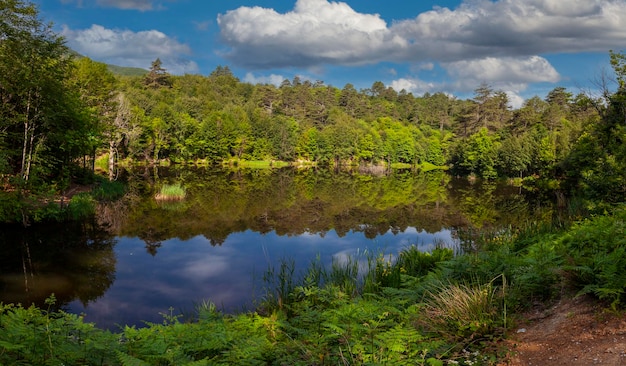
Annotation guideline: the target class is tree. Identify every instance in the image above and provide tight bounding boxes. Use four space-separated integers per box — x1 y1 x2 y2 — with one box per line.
69 57 118 172
144 58 171 89
0 0 93 184
562 51 626 203
451 128 500 179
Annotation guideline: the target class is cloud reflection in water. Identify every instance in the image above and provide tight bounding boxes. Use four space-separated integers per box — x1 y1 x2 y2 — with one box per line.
69 227 453 329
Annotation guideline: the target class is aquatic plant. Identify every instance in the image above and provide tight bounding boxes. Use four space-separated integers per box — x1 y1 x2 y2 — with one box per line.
155 183 186 201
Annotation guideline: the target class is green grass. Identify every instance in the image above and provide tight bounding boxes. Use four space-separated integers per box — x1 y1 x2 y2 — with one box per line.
420 161 449 172
91 178 126 201
155 183 186 201
67 192 96 220
223 159 290 169
389 162 412 169
94 154 109 172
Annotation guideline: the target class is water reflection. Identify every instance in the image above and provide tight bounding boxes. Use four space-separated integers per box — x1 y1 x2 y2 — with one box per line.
68 227 452 329
0 167 557 329
0 221 116 311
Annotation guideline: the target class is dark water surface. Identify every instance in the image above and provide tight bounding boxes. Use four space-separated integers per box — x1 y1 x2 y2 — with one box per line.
0 167 555 329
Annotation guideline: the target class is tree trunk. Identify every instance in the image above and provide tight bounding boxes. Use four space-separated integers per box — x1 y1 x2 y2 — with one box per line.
21 90 32 181
108 139 116 181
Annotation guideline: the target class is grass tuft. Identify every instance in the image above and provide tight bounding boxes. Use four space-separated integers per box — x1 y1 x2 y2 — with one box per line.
423 279 503 342
155 183 186 201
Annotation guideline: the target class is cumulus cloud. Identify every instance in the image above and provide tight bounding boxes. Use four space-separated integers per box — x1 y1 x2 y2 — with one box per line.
217 0 626 94
392 0 626 62
219 0 626 68
217 0 406 68
62 24 198 74
389 78 438 95
505 91 525 110
243 73 287 86
443 56 560 91
391 56 558 94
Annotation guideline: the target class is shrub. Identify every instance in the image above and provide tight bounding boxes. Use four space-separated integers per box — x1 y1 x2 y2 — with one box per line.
559 207 626 308
68 192 96 220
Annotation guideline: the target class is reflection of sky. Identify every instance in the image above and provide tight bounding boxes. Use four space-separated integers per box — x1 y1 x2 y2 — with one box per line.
69 227 452 330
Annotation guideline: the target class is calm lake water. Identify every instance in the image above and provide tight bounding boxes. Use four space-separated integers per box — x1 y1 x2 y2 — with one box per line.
0 167 556 329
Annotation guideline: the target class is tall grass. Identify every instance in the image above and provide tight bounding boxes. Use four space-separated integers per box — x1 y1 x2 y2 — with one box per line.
91 179 126 201
423 278 504 342
155 183 186 201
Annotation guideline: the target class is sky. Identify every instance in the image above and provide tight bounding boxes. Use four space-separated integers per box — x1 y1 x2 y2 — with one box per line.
33 0 626 108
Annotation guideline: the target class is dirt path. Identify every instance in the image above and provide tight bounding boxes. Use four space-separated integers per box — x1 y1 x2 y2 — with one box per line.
503 295 626 365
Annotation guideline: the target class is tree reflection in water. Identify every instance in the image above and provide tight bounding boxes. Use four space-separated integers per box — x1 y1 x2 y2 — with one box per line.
0 220 117 310
0 167 559 329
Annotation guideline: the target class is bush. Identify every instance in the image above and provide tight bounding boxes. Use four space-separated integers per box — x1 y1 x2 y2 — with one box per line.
68 192 96 220
559 207 626 308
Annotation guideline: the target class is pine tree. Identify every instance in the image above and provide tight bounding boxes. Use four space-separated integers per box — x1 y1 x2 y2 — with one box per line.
144 58 171 89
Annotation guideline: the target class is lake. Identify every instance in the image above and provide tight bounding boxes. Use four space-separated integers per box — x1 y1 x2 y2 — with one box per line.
0 167 556 329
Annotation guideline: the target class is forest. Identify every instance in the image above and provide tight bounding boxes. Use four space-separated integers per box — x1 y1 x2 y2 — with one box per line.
2 1 625 224
2 1 626 365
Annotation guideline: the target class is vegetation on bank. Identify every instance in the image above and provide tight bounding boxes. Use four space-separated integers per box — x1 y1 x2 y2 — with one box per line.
0 207 624 365
1 1 625 226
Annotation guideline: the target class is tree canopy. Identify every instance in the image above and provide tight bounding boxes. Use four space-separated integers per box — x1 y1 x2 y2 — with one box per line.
1 0 625 217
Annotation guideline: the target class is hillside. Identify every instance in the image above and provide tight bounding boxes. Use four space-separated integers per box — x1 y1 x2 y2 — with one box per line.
106 63 147 76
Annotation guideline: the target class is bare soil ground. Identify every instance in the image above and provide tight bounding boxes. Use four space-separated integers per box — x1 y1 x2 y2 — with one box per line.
502 295 626 365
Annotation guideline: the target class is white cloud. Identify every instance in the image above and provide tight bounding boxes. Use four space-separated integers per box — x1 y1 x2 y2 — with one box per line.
443 56 560 91
389 78 437 95
505 91 525 110
391 0 626 62
219 0 626 68
390 56 558 100
62 24 198 74
217 0 626 93
243 73 287 86
217 0 406 68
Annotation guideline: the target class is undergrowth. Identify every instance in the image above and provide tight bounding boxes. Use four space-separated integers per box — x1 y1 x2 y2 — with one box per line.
1 207 624 364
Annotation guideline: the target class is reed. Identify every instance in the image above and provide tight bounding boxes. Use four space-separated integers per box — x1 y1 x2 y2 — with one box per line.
155 183 186 201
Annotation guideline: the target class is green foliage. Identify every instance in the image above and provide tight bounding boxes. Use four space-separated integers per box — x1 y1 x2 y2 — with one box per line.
91 179 127 201
558 207 626 308
2 209 626 365
68 192 96 220
0 296 118 365
451 128 500 179
397 245 455 278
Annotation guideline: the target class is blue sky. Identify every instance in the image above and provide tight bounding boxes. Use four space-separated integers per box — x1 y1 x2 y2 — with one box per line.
34 0 626 107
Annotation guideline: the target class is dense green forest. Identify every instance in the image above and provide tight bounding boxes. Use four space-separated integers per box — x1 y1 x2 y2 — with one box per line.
2 1 625 223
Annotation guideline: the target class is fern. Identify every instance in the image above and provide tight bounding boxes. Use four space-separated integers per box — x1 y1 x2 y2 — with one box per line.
116 351 151 366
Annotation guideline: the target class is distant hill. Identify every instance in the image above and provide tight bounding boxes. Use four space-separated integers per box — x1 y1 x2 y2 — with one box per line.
106 64 148 77
68 49 147 76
